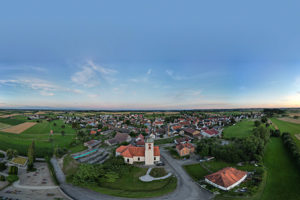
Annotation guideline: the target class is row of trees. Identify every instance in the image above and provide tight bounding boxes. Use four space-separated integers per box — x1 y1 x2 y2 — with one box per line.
282 132 300 168
196 125 270 163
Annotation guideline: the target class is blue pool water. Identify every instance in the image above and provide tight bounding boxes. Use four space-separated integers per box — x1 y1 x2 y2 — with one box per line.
73 149 97 159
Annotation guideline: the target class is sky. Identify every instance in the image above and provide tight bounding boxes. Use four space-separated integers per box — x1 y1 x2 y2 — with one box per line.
0 0 300 110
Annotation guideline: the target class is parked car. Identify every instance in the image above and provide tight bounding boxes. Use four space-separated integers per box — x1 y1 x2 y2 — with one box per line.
155 161 165 166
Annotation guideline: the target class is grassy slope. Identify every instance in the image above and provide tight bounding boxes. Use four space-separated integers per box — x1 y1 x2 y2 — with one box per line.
223 120 254 138
84 167 177 198
259 138 300 200
271 118 300 149
0 120 76 157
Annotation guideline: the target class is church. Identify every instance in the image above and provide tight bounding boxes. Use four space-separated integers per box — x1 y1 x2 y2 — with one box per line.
115 138 160 165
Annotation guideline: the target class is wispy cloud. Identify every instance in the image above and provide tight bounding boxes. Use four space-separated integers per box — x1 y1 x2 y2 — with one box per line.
165 70 187 80
0 78 82 96
71 60 117 87
147 68 152 75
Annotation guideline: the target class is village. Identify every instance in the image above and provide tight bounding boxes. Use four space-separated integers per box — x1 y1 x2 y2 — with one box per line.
0 109 274 200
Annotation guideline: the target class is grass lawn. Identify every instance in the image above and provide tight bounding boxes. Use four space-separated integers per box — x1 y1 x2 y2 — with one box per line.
223 120 254 138
271 118 300 149
84 167 177 198
0 120 76 157
258 138 300 200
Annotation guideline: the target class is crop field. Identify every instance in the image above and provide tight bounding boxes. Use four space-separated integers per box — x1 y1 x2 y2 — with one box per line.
0 114 20 118
0 122 11 129
277 117 300 124
0 117 26 125
1 122 37 134
271 118 300 149
0 120 77 157
223 120 254 138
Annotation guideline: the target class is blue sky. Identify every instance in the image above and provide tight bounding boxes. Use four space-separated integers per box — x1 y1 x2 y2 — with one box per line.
0 0 300 109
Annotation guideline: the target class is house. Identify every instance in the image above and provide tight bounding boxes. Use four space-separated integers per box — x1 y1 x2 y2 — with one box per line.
84 140 101 149
201 128 221 138
174 137 191 144
176 143 195 157
116 138 160 165
183 128 201 138
205 167 247 190
106 132 132 146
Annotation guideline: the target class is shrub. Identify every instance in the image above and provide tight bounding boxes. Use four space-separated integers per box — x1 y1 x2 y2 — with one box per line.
149 168 167 178
8 166 18 175
0 175 5 181
282 132 300 168
0 162 7 171
6 175 18 183
0 153 5 158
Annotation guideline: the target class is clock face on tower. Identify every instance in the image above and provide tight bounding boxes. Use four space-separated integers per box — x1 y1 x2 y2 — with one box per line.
148 143 151 150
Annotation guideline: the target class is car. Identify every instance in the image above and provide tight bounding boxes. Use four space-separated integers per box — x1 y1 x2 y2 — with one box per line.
155 161 165 166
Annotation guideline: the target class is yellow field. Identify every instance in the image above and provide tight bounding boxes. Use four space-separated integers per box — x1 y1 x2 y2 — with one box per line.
2 122 37 134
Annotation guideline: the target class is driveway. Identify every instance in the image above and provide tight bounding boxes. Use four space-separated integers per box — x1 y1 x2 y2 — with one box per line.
52 151 213 200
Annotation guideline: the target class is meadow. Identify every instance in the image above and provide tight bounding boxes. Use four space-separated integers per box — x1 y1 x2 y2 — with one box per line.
223 120 254 138
270 118 300 149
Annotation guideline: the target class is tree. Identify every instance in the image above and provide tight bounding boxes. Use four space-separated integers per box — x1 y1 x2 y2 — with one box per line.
27 141 35 171
61 130 65 136
261 116 268 123
61 125 65 129
103 171 119 183
6 149 18 160
254 120 261 127
53 123 57 126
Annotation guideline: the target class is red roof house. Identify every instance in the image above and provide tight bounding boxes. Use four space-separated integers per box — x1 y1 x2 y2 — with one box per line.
205 167 247 190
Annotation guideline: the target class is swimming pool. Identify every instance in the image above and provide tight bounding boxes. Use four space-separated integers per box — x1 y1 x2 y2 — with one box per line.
73 149 98 159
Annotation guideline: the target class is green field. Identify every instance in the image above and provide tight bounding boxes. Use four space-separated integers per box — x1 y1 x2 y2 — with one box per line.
84 167 177 198
223 120 254 138
271 118 300 149
0 117 26 125
0 119 77 157
0 122 11 129
259 138 300 200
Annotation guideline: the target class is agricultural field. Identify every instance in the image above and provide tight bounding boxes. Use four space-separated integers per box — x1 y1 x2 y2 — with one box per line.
270 118 300 149
2 122 37 134
0 117 26 125
0 122 11 129
0 119 77 157
223 120 254 138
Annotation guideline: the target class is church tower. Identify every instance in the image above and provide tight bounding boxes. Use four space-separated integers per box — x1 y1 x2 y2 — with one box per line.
145 138 154 165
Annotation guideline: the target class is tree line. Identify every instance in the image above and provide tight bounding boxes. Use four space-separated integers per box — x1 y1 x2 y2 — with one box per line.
282 132 300 169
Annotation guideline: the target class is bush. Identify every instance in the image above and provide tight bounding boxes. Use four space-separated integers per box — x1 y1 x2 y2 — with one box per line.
8 166 18 175
0 153 5 158
0 175 5 181
0 162 7 171
6 175 18 183
149 168 167 178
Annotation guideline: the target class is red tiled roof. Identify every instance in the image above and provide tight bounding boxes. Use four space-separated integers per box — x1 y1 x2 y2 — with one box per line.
203 129 218 135
90 130 97 134
176 143 194 151
205 167 247 188
116 145 160 158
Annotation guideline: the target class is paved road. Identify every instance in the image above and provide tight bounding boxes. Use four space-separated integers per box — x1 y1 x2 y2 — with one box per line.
52 151 213 200
13 180 58 190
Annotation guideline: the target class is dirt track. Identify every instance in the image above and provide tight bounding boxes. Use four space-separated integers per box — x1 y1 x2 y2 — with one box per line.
2 122 37 134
